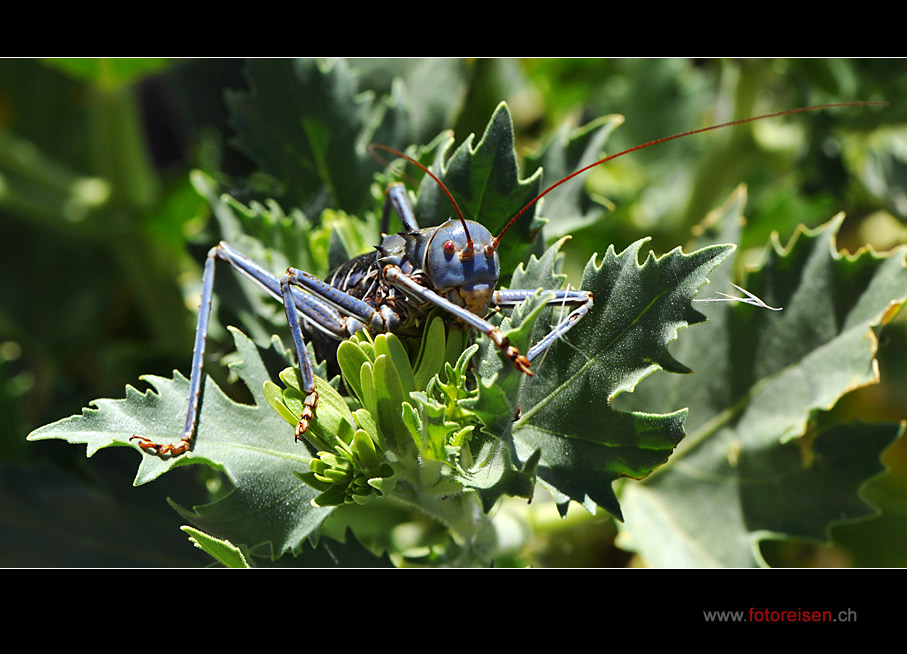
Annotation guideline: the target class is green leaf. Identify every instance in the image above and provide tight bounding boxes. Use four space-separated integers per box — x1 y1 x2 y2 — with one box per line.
526 113 625 238
616 190 907 567
181 526 250 568
337 339 371 408
29 327 334 559
227 59 411 217
470 287 556 440
831 431 907 566
413 316 448 391
507 237 735 519
466 441 541 513
349 58 470 144
267 529 394 567
621 421 903 568
375 333 416 396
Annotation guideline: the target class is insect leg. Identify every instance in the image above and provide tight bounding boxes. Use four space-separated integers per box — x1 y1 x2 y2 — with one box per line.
212 242 356 339
280 266 407 436
283 268 397 332
280 274 320 440
382 265 533 375
381 182 420 233
493 289 594 362
130 245 221 457
130 242 353 457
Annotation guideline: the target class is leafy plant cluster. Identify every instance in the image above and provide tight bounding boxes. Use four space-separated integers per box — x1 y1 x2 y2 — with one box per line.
7 58 907 567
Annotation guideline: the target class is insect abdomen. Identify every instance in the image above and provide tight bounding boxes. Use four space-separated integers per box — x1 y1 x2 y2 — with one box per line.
326 251 380 301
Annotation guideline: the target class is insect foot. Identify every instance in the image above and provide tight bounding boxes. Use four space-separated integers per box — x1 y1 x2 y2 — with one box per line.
129 433 192 457
294 391 319 440
488 329 533 376
509 348 533 376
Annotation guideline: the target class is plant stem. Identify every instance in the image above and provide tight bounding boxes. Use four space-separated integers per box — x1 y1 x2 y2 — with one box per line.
392 485 496 566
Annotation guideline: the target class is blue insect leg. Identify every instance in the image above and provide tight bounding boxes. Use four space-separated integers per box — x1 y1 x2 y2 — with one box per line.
284 268 389 332
280 265 413 437
280 274 319 440
130 242 358 457
381 183 420 233
131 246 228 456
492 288 594 362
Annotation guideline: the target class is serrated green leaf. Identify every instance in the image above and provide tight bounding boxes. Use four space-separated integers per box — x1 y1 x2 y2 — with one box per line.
226 59 410 217
466 441 541 512
349 58 469 144
617 191 907 567
264 528 394 568
29 327 333 559
831 428 907 566
469 288 555 440
506 237 735 519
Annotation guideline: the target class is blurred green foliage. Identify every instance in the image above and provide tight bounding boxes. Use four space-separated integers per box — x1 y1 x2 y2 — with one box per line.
3 58 905 566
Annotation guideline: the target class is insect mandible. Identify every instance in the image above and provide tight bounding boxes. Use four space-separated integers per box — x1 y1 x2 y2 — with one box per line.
130 102 881 457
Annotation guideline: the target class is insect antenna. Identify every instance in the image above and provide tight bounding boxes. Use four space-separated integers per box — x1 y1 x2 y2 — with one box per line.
491 101 887 250
367 143 475 258
367 144 423 190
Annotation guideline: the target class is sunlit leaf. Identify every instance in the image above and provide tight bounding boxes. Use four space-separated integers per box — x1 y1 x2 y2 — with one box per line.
29 328 334 559
617 189 907 567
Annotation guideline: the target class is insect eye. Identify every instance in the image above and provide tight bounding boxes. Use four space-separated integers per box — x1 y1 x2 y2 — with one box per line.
443 240 456 255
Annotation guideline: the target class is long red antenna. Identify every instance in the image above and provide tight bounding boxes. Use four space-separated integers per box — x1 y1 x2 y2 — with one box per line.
367 143 475 256
492 101 887 249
